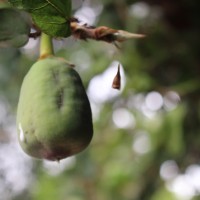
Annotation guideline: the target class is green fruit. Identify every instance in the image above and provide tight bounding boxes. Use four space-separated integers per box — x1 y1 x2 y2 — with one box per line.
17 57 93 161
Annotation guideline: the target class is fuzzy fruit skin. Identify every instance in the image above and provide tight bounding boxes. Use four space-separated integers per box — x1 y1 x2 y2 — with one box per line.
17 57 93 161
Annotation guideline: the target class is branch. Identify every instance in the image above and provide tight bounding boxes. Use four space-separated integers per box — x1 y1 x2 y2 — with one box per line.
70 17 146 46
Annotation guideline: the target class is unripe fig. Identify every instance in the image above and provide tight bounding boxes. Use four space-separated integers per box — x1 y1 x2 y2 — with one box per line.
17 57 93 161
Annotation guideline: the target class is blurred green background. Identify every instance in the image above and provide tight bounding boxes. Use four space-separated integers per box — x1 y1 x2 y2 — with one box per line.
0 0 200 199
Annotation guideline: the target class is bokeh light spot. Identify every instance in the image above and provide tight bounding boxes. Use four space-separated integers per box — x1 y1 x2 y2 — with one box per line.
133 131 151 154
112 108 135 129
130 2 150 18
160 160 179 181
145 91 163 111
164 91 180 111
43 156 76 176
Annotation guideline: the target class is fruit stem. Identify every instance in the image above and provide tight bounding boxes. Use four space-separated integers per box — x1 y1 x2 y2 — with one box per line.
39 32 54 59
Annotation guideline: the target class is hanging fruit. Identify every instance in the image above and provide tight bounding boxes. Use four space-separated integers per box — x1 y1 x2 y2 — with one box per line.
16 33 93 161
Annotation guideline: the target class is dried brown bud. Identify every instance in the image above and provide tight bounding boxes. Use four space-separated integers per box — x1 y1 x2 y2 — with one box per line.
112 64 121 90
70 19 146 45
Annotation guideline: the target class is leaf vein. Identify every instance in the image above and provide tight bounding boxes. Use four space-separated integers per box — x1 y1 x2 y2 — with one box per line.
31 3 49 11
45 0 65 18
45 21 66 25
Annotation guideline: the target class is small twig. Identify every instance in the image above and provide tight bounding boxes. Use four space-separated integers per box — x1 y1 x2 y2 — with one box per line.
70 17 146 46
29 31 41 39
28 22 42 39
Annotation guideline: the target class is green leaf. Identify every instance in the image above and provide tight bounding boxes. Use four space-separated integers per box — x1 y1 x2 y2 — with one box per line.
23 0 71 37
0 8 31 48
8 0 23 8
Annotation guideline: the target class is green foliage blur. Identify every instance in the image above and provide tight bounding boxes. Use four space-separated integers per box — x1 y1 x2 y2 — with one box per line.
0 0 200 200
